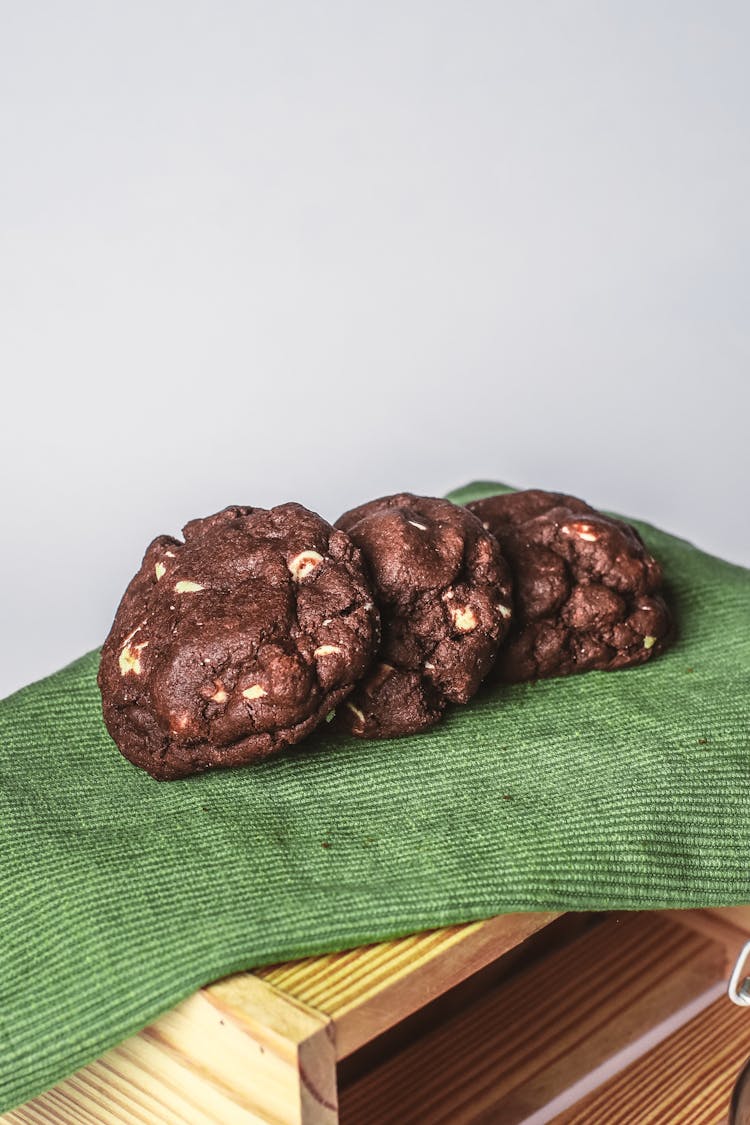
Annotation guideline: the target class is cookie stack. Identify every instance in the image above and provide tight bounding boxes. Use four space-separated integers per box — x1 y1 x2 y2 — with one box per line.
98 490 672 779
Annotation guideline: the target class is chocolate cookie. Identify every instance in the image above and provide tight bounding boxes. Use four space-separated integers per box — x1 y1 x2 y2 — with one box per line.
334 494 513 737
466 490 671 682
98 504 380 779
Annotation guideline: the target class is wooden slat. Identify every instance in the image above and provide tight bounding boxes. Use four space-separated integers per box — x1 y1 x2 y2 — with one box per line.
554 993 750 1124
2 912 557 1124
706 906 750 935
256 911 559 1059
3 982 335 1125
338 913 729 1124
662 907 750 954
206 975 337 1124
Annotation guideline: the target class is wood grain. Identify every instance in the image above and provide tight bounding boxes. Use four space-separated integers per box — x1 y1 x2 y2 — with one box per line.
706 906 750 936
1 912 557 1124
255 911 559 1058
3 983 334 1125
6 909 742 1124
554 992 750 1124
338 913 729 1124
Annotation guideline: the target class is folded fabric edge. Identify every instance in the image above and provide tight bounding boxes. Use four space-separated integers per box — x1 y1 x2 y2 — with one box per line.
5 888 750 1117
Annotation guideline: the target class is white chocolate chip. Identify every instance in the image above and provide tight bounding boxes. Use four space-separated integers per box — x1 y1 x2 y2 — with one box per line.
322 617 333 627
174 580 204 593
210 684 228 703
498 604 512 619
164 551 176 558
482 521 490 530
242 684 267 700
451 605 478 632
643 635 657 649
562 521 599 543
118 639 148 676
118 626 148 676
424 662 435 671
170 712 190 733
442 590 454 601
288 550 324 581
346 702 366 725
363 602 375 612
155 562 166 580
408 520 428 531
314 645 342 657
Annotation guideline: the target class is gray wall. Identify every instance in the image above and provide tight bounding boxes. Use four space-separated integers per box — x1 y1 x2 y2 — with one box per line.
1 2 748 699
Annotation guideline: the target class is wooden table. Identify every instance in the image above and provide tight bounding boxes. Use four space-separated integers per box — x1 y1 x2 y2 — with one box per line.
5 908 750 1124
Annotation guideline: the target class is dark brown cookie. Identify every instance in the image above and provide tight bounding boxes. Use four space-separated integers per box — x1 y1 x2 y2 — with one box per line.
466 490 671 682
98 504 380 779
334 493 513 737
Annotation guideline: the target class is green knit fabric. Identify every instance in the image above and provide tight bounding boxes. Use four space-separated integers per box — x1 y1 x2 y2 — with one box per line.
1 481 749 1112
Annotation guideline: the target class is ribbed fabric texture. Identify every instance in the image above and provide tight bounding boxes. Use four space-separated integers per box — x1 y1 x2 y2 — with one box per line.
1 481 748 1112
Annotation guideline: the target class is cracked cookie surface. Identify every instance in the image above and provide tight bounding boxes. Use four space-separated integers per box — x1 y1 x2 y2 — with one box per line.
334 493 513 737
466 489 671 682
98 504 380 779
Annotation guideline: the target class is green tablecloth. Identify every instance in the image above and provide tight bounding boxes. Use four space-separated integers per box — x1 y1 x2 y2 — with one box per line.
1 481 748 1112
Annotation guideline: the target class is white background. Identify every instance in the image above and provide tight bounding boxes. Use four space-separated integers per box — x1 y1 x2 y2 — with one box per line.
1 1 748 699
